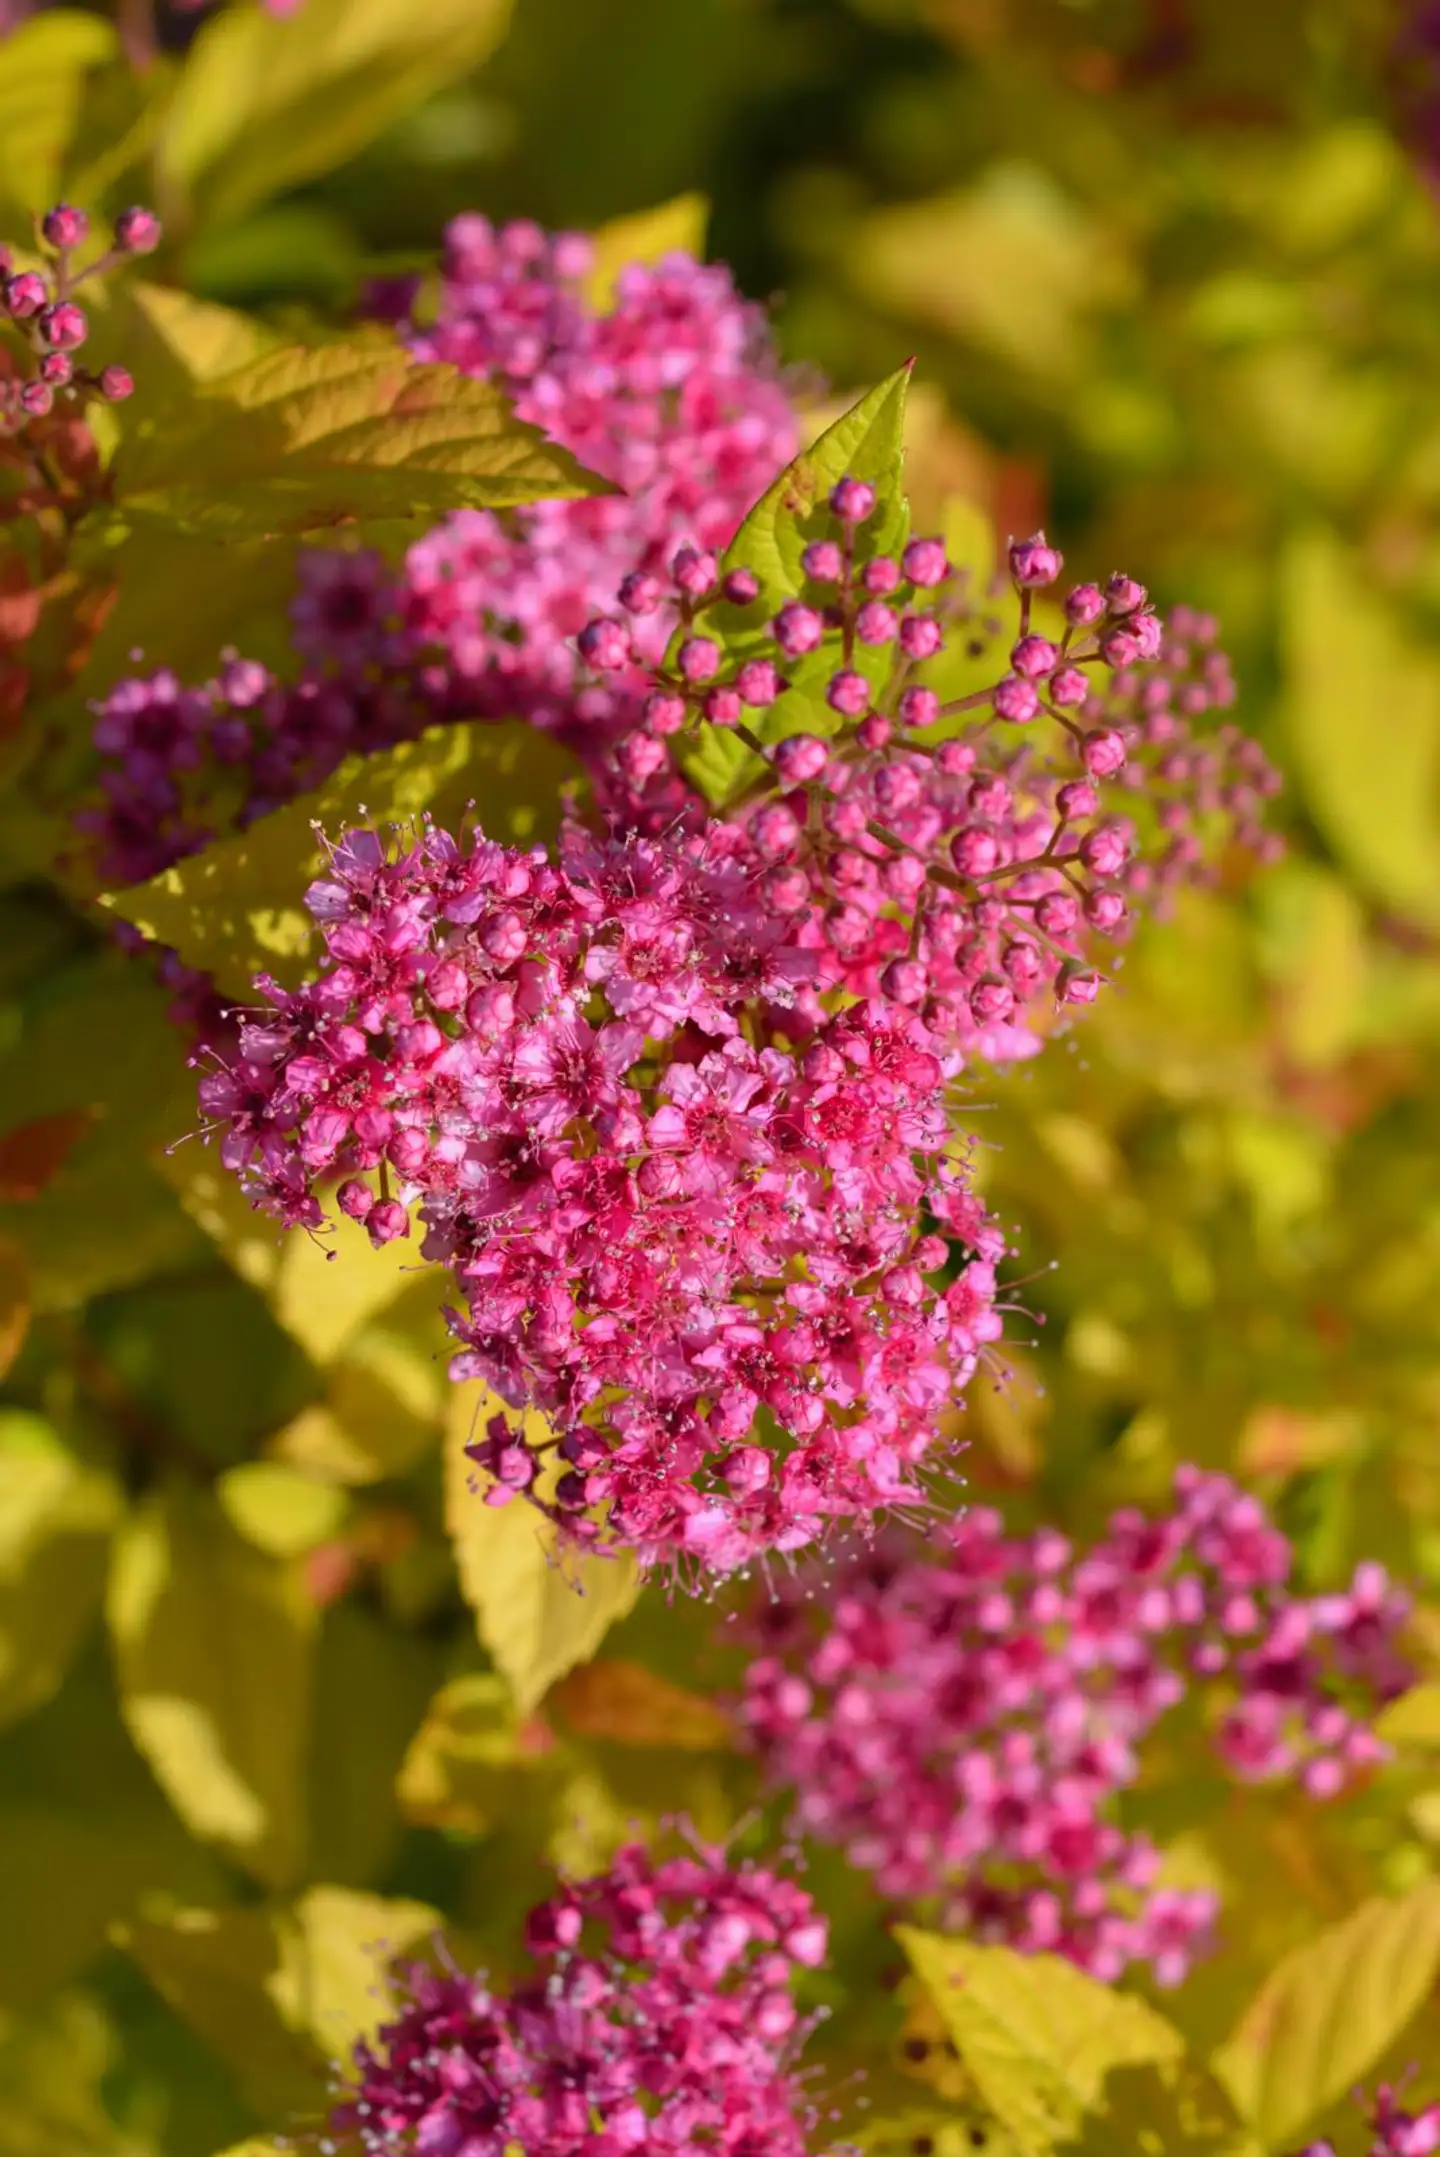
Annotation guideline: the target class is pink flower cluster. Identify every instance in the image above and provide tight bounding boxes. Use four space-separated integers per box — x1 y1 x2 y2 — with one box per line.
328 1841 826 2157
199 815 1005 1572
83 220 796 885
0 201 153 429
739 1468 1411 1984
395 215 797 732
580 498 1282 1060
1298 2085 1440 2157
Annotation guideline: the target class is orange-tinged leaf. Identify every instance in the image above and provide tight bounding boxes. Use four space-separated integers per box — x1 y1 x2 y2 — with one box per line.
549 1659 732 1751
0 1110 94 1201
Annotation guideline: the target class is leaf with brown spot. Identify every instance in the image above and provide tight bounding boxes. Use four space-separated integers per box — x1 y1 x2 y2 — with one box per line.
549 1659 732 1751
0 1110 94 1201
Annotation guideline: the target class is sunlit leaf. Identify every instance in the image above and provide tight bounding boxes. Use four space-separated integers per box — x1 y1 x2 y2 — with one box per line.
549 1659 732 1750
898 1928 1183 2156
107 1477 316 1889
1212 1881 1440 2146
444 1385 640 1715
216 1463 348 1559
0 12 118 223
113 338 611 541
583 192 709 308
397 1671 564 1835
104 717 579 996
681 367 913 805
1282 528 1440 930
0 1412 120 1733
160 0 514 228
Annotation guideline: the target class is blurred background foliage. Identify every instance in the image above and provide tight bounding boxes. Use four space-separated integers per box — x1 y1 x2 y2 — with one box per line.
7 0 1440 2150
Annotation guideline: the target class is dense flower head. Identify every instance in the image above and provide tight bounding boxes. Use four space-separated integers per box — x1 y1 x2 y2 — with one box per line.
740 1468 1411 1984
326 1840 826 2157
579 505 1282 1061
198 812 1005 1572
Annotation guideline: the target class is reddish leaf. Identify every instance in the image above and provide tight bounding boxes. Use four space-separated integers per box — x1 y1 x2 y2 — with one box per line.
0 1110 95 1201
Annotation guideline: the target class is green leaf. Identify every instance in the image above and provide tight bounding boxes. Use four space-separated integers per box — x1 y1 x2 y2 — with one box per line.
0 1646 229 2011
397 1671 563 1836
583 193 710 308
307 1603 440 1890
104 716 578 999
0 1411 121 1732
216 1464 348 1559
121 1890 439 2120
0 12 118 223
680 367 913 806
1212 1881 1440 2147
107 1478 316 1890
445 1386 640 1716
0 1990 147 2157
897 1928 1184 2157
1281 527 1440 930
112 337 612 541
160 0 513 229
1375 1684 1440 1748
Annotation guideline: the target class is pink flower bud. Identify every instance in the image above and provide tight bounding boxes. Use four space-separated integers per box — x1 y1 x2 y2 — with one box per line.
898 612 943 660
772 601 824 656
618 570 663 614
952 824 1001 877
1056 779 1099 821
862 555 901 594
826 669 870 718
801 540 843 583
1009 532 1063 586
993 675 1039 723
678 635 721 683
644 690 687 734
703 685 743 726
897 685 939 727
774 735 829 784
830 474 876 522
1105 572 1147 615
577 617 631 670
1056 962 1102 1005
902 536 949 587
1064 582 1106 626
42 203 89 251
1049 666 1088 708
114 206 161 254
99 363 135 402
736 658 781 706
722 565 760 605
855 712 891 750
672 544 718 598
5 271 47 319
856 600 897 644
1011 633 1059 679
1082 727 1128 777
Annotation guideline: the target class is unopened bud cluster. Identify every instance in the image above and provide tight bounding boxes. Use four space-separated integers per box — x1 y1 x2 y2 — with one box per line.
0 201 155 429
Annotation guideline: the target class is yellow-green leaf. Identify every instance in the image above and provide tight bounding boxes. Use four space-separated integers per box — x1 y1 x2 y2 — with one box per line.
0 12 118 223
583 193 709 309
1282 527 1440 930
104 717 579 996
682 367 913 806
107 1477 316 1889
0 1412 121 1732
217 1463 349 1558
120 1891 438 2120
0 1990 147 2157
1212 1882 1440 2147
445 1386 640 1715
897 1928 1184 2157
114 337 611 540
397 1671 563 1835
160 0 513 228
